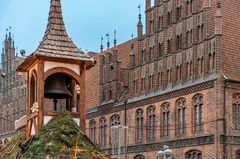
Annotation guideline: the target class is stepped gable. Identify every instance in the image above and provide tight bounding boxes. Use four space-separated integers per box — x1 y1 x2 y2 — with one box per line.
17 0 94 71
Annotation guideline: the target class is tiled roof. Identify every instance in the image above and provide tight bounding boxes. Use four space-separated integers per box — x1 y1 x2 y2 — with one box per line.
33 0 93 62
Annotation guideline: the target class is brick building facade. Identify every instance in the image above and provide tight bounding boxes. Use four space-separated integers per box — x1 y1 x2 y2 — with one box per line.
0 31 27 148
86 0 240 159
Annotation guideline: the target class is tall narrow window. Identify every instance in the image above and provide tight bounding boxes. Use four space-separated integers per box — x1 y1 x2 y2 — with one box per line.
209 52 215 71
167 69 171 85
167 12 171 26
147 106 156 140
167 40 172 54
136 109 144 142
158 72 163 87
141 78 145 92
176 99 186 134
158 16 163 30
89 120 96 143
149 75 154 91
186 61 192 78
176 65 182 82
161 103 170 137
110 114 120 154
158 43 162 57
176 6 181 21
193 94 204 131
232 95 240 130
198 57 204 75
100 117 107 147
187 0 193 15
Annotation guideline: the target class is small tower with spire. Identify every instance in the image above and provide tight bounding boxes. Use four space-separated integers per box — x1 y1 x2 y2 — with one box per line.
17 0 95 139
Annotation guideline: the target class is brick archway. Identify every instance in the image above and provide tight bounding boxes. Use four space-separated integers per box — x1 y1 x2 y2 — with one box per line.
44 67 81 84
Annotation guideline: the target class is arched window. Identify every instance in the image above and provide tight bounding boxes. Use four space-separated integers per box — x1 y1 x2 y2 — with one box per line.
193 94 204 131
134 155 145 159
100 117 107 147
176 98 186 134
89 119 96 143
232 94 240 130
186 0 193 15
136 109 144 142
236 150 240 159
158 43 163 57
161 103 170 137
176 35 182 51
110 114 120 154
185 150 202 159
209 52 215 71
147 106 156 140
109 54 114 81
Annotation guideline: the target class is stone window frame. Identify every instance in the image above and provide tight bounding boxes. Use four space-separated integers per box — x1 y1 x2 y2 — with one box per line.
167 39 172 54
185 150 202 159
192 94 204 132
110 114 121 147
161 102 170 137
158 15 164 31
99 117 107 147
167 68 172 85
89 119 96 143
136 108 144 143
147 105 156 141
176 98 187 135
167 11 172 26
232 94 240 130
176 34 182 51
176 65 182 83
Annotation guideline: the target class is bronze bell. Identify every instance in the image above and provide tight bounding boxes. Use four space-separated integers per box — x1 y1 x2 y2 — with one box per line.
44 74 72 99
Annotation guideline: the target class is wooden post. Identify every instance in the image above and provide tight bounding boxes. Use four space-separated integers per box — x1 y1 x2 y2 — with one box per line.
79 64 86 133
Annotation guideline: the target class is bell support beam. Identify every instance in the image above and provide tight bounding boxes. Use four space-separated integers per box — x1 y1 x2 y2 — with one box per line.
80 63 87 133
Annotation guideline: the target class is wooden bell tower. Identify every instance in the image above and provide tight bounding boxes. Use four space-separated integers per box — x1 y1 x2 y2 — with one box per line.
17 0 95 139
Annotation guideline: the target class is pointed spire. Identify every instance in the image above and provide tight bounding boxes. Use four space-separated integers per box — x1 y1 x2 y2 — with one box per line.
5 28 8 41
114 30 117 47
33 0 93 63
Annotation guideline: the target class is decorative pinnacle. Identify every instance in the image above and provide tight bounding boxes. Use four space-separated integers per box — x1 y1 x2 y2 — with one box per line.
138 4 142 20
100 36 104 52
114 30 117 47
131 34 134 50
106 33 110 49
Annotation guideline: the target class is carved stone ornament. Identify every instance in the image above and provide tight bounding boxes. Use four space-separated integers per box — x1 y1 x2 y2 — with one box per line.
31 102 39 113
75 84 81 94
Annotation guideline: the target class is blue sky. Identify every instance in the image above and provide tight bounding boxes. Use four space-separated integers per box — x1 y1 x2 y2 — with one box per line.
0 0 145 55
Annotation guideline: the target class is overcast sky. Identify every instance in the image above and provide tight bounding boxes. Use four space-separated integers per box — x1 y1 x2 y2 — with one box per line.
0 0 145 55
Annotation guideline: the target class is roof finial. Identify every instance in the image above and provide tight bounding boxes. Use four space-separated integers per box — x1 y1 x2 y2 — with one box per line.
114 30 117 47
5 28 8 41
100 36 104 52
138 4 142 26
8 26 12 40
131 34 134 50
106 33 110 49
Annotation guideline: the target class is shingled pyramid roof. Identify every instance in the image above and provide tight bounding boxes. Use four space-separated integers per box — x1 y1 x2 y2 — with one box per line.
17 0 94 71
